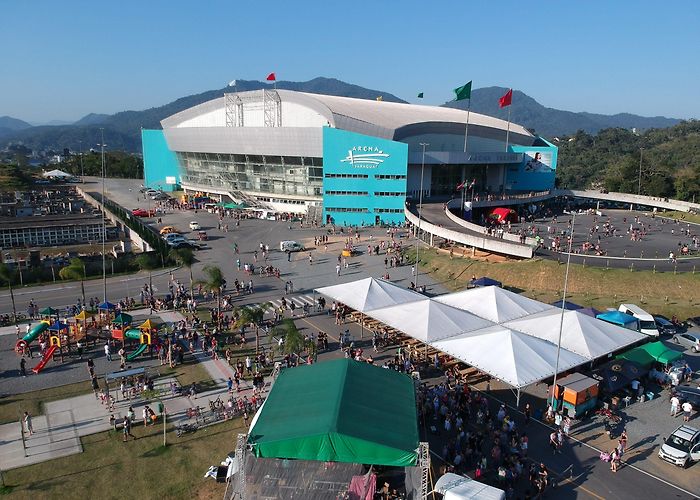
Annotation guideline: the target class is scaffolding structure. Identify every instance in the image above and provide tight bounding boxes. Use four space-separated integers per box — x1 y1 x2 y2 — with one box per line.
223 89 281 128
418 442 430 500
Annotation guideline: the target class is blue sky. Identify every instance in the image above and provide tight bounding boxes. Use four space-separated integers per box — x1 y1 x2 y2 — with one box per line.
2 0 698 123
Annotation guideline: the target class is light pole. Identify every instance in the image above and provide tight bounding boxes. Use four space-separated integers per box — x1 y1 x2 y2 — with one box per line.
638 147 644 196
415 143 429 291
78 140 84 182
550 211 575 410
98 129 107 302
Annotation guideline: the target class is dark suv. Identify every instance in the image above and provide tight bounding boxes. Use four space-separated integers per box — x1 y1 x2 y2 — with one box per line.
673 385 700 409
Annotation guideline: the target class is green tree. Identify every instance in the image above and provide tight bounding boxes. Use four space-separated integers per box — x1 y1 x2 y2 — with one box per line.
0 263 18 322
235 303 270 355
169 247 196 299
270 319 317 361
135 252 158 294
58 258 86 306
197 265 225 329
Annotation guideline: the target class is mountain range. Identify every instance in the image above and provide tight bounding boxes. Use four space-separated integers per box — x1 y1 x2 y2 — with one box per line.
0 78 683 153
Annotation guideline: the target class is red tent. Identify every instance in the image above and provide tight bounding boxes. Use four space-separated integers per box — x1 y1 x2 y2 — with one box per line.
488 207 516 224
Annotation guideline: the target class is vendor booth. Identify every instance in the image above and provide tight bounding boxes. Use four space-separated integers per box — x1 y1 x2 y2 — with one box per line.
552 372 600 418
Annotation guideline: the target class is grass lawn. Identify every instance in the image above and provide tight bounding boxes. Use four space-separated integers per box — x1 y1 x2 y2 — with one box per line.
162 359 219 392
2 417 245 499
418 248 700 319
0 380 92 425
660 211 700 224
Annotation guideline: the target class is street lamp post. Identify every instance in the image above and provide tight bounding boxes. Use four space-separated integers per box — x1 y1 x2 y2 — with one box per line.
415 143 429 291
78 140 84 182
550 212 576 410
98 129 107 303
638 147 644 196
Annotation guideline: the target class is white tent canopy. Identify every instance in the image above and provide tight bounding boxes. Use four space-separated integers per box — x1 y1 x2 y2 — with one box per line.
504 309 645 360
434 473 505 500
314 277 424 312
432 326 588 388
315 279 645 391
42 169 73 178
368 299 494 343
434 286 555 323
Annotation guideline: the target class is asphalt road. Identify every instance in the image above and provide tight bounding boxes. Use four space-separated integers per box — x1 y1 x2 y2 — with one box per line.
1 178 698 498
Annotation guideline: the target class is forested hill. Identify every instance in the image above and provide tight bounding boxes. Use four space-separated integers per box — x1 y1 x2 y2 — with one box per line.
556 120 700 202
444 87 681 137
0 78 405 152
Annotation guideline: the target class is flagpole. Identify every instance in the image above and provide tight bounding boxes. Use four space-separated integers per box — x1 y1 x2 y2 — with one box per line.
505 105 511 152
463 98 471 153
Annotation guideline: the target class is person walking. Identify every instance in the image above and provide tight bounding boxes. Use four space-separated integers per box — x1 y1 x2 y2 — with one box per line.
336 263 341 276
524 403 531 425
122 416 136 442
104 343 111 361
549 430 559 454
682 401 693 422
670 394 680 417
610 448 619 472
23 411 34 435
20 357 27 377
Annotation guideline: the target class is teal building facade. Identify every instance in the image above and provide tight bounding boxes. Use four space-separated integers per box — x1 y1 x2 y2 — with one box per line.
322 128 408 226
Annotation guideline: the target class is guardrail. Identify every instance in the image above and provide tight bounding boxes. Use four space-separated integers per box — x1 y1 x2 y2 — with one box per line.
404 205 533 259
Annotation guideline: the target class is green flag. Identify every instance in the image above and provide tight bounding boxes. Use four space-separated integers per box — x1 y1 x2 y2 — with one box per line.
454 81 472 101
417 92 424 98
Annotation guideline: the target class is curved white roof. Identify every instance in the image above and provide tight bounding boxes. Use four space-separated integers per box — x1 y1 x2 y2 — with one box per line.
161 89 534 144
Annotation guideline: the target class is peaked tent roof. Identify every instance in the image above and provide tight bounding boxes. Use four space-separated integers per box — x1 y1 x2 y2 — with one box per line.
504 309 645 360
315 277 424 313
431 326 588 388
638 341 684 365
551 300 583 311
435 286 554 323
248 358 418 466
367 299 495 343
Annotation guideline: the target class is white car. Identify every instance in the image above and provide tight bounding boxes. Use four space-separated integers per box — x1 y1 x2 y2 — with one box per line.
189 221 201 230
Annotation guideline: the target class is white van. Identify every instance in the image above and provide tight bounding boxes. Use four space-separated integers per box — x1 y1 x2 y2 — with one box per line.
618 304 660 337
280 241 304 252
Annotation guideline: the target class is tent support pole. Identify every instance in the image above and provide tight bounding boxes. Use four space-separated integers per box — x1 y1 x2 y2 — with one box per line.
516 388 521 408
360 312 364 339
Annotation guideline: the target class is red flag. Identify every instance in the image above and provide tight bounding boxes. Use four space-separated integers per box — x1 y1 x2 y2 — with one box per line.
266 72 276 81
499 88 512 108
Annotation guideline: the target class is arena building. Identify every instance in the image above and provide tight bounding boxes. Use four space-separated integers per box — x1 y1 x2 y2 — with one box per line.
143 89 558 226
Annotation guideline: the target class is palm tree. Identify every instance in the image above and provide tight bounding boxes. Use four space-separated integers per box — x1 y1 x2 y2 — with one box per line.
270 318 316 361
0 263 18 322
168 247 195 298
58 258 86 306
197 265 225 329
235 303 270 355
135 252 158 295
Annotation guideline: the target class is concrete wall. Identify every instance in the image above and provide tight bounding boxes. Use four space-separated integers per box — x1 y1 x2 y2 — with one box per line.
404 206 533 258
76 187 153 252
445 200 538 246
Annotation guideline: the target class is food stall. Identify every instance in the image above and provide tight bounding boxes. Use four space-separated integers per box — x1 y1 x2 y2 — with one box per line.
552 372 599 418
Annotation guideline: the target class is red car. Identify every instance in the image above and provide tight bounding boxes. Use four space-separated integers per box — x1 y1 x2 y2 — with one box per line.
132 208 155 217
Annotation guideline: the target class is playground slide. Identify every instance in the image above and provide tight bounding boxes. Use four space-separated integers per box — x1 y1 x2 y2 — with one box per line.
32 345 58 374
124 328 142 340
126 343 148 361
22 322 49 344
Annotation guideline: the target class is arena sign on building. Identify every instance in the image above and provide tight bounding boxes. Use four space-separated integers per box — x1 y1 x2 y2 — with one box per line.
143 88 557 225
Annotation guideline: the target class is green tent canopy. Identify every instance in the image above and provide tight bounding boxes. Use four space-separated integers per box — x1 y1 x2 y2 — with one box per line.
112 313 133 325
39 307 59 316
616 347 655 368
248 358 419 466
639 341 683 365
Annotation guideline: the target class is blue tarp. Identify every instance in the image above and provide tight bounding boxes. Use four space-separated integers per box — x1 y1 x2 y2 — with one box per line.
551 300 583 310
98 301 116 310
596 311 638 329
471 277 502 288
